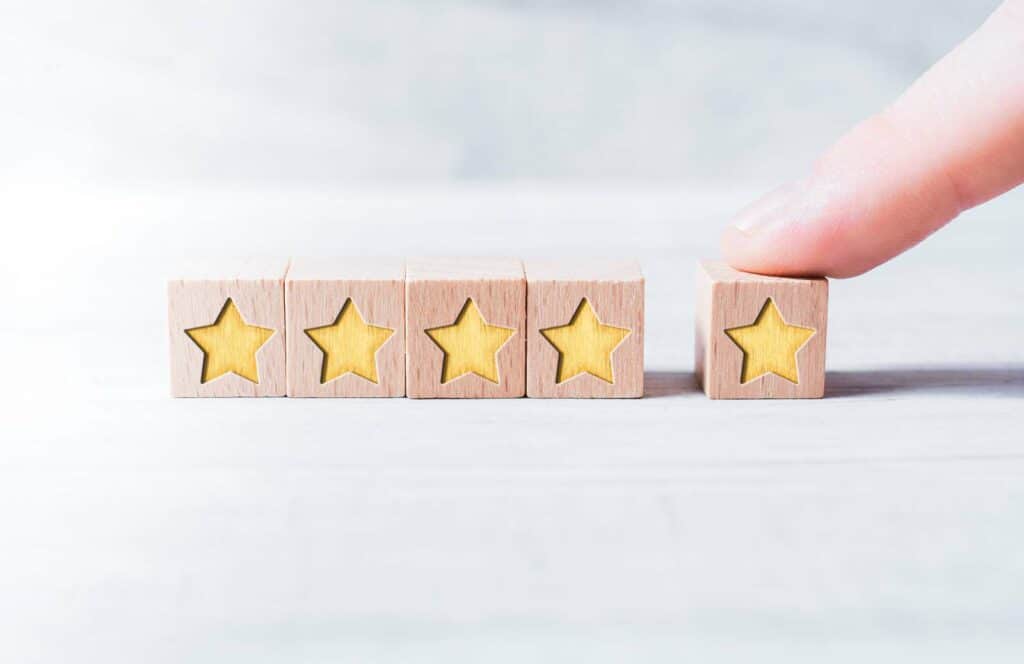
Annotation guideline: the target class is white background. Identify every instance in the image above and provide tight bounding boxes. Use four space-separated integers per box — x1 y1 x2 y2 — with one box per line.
2 1 1022 662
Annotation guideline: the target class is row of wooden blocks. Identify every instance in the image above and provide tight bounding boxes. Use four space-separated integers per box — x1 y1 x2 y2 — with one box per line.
168 258 828 399
169 258 644 398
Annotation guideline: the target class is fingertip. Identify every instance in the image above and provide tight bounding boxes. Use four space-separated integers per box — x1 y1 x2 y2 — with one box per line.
720 224 826 278
719 181 825 277
719 195 873 279
720 225 770 274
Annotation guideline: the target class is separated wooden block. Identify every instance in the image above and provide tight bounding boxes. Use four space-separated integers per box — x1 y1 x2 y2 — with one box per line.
285 258 405 397
526 260 644 398
168 258 289 397
696 260 828 399
406 258 526 398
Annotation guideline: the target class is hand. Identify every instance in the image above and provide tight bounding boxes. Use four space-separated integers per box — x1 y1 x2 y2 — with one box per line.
722 0 1024 278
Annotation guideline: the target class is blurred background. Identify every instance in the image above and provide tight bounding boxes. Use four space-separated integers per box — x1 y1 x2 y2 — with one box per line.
2 0 1017 375
3 2 1023 663
0 0 1002 185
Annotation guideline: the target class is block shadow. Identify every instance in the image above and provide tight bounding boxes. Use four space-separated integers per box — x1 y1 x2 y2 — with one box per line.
644 371 698 398
826 366 1024 398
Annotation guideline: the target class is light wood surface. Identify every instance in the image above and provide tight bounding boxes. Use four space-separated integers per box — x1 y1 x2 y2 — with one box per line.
167 259 289 397
696 260 828 399
406 257 526 398
526 260 644 398
405 257 524 281
8 185 1024 664
286 258 405 397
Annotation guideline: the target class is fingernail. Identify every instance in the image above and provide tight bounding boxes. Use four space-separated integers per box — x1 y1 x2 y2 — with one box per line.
730 181 802 234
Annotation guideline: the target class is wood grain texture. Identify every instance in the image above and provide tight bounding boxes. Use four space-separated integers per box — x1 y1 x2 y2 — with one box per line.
286 258 405 398
695 260 827 399
167 258 289 397
406 257 525 398
12 184 1024 663
526 260 644 398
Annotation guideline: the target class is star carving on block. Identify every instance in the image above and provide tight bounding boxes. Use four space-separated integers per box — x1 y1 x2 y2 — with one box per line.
185 298 275 384
724 298 816 384
304 298 395 385
540 298 631 384
425 298 516 384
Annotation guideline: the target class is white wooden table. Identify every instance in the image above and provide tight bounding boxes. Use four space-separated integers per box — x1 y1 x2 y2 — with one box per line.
2 185 1022 662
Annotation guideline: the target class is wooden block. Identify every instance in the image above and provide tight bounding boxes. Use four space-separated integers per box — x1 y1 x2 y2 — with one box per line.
285 258 405 397
168 258 289 397
526 260 644 398
406 258 526 398
695 260 828 399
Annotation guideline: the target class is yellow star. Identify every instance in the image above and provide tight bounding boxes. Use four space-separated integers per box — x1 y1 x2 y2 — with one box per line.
185 298 276 384
304 299 395 384
425 298 516 384
724 298 816 384
540 298 631 384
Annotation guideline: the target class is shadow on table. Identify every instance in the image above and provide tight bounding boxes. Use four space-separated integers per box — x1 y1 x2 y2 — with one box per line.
644 371 698 398
826 366 1024 398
